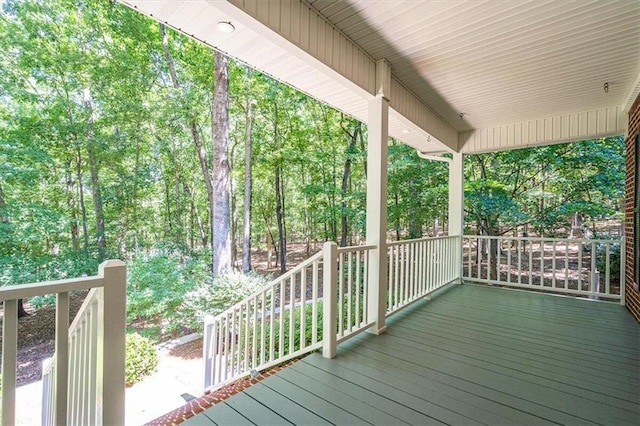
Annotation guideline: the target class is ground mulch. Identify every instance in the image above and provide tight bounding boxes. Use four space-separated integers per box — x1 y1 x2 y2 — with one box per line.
144 358 301 425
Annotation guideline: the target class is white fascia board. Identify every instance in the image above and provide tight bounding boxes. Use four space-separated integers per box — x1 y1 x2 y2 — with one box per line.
459 105 627 154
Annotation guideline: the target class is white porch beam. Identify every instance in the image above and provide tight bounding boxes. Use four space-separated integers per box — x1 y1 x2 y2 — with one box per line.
366 92 389 335
458 105 627 154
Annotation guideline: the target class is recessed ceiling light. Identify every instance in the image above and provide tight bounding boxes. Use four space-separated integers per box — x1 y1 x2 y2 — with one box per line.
402 129 411 134
217 21 235 33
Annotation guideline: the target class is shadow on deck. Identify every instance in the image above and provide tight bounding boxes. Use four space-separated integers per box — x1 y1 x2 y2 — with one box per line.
185 284 640 425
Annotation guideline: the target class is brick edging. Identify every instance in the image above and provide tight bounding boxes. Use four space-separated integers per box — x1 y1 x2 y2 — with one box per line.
144 358 301 425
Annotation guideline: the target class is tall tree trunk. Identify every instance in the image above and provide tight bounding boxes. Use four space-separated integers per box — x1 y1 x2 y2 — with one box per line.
160 24 216 267
273 101 287 273
340 120 359 246
66 161 79 250
302 171 311 256
172 140 183 245
212 50 231 275
83 88 107 259
275 164 287 273
242 68 253 273
0 182 7 224
183 183 208 248
76 148 89 252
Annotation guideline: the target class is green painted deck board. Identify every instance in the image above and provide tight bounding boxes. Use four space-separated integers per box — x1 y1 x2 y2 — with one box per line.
346 330 637 423
384 322 638 403
286 360 441 425
224 392 292 425
191 284 640 425
259 376 367 425
243 383 332 425
275 366 412 425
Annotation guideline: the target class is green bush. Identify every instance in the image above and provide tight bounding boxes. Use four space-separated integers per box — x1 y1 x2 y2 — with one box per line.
270 302 323 359
126 250 210 334
596 241 621 284
179 271 269 331
125 333 159 386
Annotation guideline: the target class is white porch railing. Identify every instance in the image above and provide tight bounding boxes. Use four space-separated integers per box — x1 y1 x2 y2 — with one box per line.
462 236 625 303
0 260 126 426
386 236 461 316
203 242 376 391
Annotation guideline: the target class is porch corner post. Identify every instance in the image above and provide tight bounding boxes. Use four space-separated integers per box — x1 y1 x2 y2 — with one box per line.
322 241 338 358
366 59 390 335
100 259 127 425
449 152 464 283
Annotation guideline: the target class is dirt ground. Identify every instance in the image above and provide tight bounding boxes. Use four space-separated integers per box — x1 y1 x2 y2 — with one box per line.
0 290 88 387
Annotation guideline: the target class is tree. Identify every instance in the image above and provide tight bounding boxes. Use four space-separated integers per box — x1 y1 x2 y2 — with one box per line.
242 68 254 273
212 50 231 275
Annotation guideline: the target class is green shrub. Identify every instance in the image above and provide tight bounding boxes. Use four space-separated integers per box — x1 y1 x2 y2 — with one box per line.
270 302 323 359
179 271 269 331
125 333 158 386
596 242 621 285
126 250 210 334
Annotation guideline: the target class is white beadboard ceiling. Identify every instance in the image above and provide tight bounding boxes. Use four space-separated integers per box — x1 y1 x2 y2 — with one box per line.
121 0 640 153
309 0 640 131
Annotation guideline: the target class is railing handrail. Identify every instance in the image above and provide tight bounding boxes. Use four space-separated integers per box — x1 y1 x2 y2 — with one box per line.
0 276 104 301
464 235 623 245
387 235 458 247
337 244 376 253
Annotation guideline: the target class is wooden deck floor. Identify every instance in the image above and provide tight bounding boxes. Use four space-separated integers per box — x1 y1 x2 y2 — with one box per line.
185 284 640 425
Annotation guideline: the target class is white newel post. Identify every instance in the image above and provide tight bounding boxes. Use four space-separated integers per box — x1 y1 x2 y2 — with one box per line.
54 292 70 425
366 59 390 335
322 242 338 358
100 260 127 425
449 152 464 283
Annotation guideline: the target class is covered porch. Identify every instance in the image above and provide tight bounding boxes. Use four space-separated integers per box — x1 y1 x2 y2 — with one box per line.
187 283 640 425
0 0 638 425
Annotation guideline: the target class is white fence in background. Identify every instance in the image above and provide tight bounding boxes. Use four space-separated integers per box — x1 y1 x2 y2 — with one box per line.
462 236 625 303
0 260 126 426
386 236 461 315
203 242 376 391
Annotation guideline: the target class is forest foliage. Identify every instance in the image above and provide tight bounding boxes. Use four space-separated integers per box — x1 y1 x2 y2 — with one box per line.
0 0 625 335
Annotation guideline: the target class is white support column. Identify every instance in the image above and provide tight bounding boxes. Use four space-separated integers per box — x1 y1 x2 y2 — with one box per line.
322 242 338 358
366 59 391 335
448 152 464 236
448 152 464 283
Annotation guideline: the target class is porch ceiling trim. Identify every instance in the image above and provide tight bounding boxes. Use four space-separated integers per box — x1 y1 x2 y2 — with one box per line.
458 105 628 154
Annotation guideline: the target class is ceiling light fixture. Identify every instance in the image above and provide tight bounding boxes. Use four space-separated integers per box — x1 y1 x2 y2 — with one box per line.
217 21 235 33
402 129 411 134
